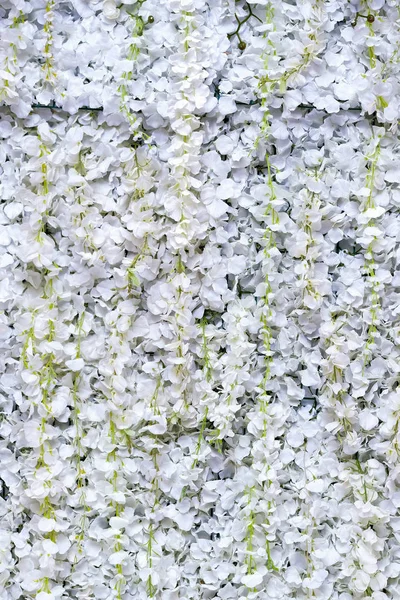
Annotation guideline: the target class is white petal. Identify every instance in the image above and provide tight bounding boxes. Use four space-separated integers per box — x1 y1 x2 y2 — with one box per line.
242 572 264 587
359 411 378 431
65 358 84 372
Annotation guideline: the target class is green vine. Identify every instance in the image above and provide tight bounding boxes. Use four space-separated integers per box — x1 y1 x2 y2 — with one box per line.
228 2 262 50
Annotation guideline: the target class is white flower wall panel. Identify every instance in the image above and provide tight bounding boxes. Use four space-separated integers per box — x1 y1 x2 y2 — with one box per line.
1 1 400 599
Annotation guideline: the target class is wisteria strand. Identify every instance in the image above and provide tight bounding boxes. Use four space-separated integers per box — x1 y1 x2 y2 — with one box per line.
2 0 400 599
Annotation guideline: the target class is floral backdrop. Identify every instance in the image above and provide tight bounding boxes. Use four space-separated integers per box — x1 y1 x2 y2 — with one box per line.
1 0 400 599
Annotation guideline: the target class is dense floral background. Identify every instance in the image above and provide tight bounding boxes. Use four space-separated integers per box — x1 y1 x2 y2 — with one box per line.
1 0 400 598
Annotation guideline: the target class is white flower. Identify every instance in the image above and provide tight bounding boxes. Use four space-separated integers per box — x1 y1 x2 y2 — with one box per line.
359 410 379 431
352 570 370 593
241 571 264 587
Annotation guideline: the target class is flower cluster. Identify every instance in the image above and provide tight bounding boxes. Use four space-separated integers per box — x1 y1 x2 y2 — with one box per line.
1 0 400 598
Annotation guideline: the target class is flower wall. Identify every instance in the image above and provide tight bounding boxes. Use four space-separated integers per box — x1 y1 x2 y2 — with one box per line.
1 0 400 599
